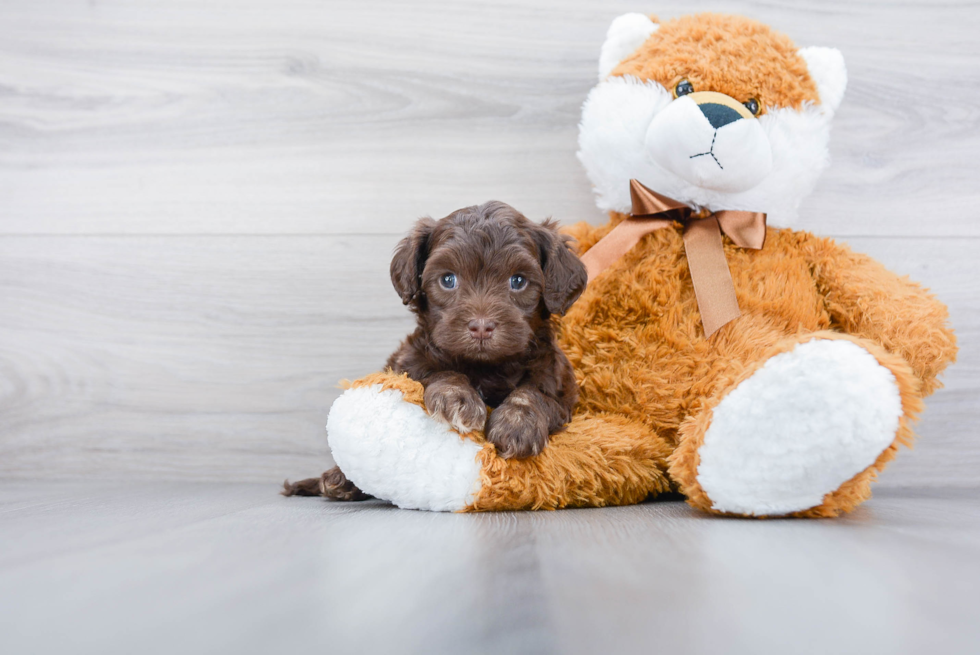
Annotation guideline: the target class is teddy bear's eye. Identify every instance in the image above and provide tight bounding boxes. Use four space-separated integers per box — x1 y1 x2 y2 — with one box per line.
674 79 695 98
743 98 761 116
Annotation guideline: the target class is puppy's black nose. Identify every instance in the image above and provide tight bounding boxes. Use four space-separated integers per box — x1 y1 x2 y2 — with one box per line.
468 319 495 340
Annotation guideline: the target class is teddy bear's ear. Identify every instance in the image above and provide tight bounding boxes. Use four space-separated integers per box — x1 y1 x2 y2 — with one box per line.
598 13 659 80
798 47 848 113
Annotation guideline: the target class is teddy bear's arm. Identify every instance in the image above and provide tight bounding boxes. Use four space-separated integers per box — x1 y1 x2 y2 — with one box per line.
806 236 957 396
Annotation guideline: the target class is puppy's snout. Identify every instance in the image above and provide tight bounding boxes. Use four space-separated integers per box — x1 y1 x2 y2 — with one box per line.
468 318 496 341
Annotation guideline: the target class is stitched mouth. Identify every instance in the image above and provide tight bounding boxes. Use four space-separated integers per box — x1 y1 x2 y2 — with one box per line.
689 130 723 170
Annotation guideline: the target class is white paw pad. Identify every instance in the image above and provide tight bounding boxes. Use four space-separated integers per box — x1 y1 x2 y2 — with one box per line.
326 385 483 511
696 340 903 516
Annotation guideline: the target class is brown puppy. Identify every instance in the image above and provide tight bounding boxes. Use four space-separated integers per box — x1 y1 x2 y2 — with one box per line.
388 200 588 455
284 201 587 500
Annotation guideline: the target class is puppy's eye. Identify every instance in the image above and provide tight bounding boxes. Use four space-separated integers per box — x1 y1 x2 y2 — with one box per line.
509 274 528 291
439 273 457 290
743 97 760 116
674 79 694 98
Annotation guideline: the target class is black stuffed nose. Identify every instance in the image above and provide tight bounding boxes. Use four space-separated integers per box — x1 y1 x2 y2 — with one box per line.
468 319 495 340
699 102 743 129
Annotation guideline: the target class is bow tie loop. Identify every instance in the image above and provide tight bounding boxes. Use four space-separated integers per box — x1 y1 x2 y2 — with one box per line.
629 179 767 250
579 179 768 337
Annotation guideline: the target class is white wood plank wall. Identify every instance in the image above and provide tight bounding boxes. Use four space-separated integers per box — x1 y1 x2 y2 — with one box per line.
1 0 977 486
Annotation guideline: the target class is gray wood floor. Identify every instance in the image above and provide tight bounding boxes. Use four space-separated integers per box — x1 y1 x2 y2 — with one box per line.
1 481 979 655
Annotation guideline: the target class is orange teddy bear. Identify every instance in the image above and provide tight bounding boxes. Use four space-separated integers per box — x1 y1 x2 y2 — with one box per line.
316 13 956 517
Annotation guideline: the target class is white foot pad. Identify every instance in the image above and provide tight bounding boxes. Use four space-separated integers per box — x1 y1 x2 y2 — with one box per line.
326 385 483 512
696 340 903 516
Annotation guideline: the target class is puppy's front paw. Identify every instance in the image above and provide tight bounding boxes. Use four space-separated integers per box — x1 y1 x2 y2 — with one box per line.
424 381 487 433
486 399 549 459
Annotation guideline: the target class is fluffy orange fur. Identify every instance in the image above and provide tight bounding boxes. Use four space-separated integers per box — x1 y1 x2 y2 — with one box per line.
468 412 672 511
612 13 820 111
558 217 955 517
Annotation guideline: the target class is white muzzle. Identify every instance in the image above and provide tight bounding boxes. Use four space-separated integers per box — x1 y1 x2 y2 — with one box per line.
645 93 773 193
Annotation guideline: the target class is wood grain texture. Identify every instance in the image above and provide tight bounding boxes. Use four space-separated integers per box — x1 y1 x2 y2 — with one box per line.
1 481 979 655
0 0 978 487
0 235 413 480
1 0 979 236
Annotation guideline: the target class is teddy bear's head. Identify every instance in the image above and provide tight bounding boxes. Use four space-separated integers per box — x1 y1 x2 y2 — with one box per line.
578 13 847 226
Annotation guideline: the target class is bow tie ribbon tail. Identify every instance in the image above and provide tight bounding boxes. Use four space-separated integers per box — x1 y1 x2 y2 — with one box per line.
579 179 766 338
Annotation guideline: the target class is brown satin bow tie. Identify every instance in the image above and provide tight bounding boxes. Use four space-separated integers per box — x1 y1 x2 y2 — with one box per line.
579 179 767 337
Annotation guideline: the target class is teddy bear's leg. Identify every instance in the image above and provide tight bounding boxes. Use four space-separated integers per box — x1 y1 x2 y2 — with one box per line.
669 332 923 518
466 412 673 511
325 372 485 511
325 371 673 511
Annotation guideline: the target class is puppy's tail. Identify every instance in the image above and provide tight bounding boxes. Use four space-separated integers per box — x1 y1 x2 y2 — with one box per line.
281 476 324 497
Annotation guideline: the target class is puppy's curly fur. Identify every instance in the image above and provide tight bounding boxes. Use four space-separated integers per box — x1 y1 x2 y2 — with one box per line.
284 201 587 501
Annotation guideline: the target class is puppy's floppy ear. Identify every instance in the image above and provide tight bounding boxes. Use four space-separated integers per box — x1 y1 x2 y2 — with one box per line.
530 220 588 316
390 217 436 305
